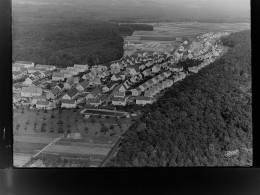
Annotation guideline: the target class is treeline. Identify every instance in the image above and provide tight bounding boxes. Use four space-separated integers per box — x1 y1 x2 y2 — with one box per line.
12 21 125 67
107 30 252 167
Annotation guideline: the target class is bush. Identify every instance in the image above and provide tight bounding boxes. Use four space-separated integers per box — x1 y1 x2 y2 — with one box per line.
110 125 115 130
100 125 109 133
58 128 64 134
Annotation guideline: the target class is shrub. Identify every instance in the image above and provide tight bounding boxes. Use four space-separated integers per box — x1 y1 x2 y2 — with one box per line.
100 125 109 133
110 125 115 130
58 127 64 133
16 124 20 130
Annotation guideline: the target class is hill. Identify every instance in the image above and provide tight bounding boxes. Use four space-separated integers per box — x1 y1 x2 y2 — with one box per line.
107 30 252 167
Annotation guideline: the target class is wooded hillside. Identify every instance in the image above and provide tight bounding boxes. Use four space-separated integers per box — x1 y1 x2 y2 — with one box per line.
107 30 252 167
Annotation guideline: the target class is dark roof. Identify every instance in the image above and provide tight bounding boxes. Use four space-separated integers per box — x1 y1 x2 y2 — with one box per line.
32 80 41 86
112 97 126 102
88 98 101 103
78 80 89 88
90 87 101 97
50 87 60 96
107 82 116 88
43 70 52 75
136 96 152 101
66 88 78 98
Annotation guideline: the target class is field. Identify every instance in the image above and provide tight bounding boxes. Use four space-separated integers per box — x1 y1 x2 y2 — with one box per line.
13 108 133 167
131 22 250 41
81 109 127 117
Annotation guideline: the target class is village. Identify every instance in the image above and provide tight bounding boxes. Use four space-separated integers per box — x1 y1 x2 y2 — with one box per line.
12 32 229 118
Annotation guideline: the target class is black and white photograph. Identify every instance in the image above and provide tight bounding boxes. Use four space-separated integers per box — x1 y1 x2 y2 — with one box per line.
12 0 251 167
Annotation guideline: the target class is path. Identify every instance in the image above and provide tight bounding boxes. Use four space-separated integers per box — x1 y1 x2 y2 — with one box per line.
32 136 62 158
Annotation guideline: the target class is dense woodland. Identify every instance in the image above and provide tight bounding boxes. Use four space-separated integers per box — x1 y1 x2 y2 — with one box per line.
12 21 125 67
12 19 155 67
107 30 252 167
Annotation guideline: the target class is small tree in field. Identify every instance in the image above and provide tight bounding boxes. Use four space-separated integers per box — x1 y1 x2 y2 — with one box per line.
16 124 20 131
110 125 115 130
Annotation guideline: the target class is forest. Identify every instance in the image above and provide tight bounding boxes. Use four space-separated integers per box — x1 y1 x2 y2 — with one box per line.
107 30 252 167
12 20 126 67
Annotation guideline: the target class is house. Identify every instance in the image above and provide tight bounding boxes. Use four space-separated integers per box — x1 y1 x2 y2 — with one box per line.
111 97 127 106
168 65 183 72
21 85 42 97
13 84 22 94
54 83 64 91
31 95 47 105
158 74 166 81
162 79 173 88
36 100 50 109
88 98 102 107
102 82 117 92
62 88 78 100
92 76 102 85
61 99 77 108
114 91 125 98
64 79 75 90
131 87 141 96
142 68 152 77
31 80 41 87
73 64 89 71
136 96 153 105
139 83 148 91
76 80 89 91
128 65 140 76
111 72 125 81
12 71 23 80
52 72 65 81
30 159 45 167
35 64 56 71
42 70 52 78
23 77 35 85
20 67 28 74
29 71 42 80
152 64 161 73
74 77 80 84
14 61 34 68
163 71 171 78
82 71 92 80
46 87 61 100
85 87 101 100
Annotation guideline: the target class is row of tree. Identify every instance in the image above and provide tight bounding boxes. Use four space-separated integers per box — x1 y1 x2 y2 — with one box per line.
107 30 252 167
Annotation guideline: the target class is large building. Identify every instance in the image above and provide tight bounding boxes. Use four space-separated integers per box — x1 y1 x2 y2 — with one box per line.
21 85 42 97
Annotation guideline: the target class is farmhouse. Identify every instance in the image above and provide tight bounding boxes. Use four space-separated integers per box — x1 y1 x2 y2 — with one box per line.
46 87 61 100
111 97 127 106
21 85 42 97
136 96 153 105
62 88 78 100
61 99 77 108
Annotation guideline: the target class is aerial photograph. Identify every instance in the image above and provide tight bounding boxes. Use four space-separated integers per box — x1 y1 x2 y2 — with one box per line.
12 0 251 167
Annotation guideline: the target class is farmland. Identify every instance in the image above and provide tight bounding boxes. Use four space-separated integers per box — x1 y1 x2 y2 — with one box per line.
13 108 133 167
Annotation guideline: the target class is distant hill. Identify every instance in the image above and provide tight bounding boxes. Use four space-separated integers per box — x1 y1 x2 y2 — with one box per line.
107 30 252 167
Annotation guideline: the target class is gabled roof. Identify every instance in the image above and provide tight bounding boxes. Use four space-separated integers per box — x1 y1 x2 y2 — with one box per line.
43 70 52 75
32 71 41 76
32 80 41 86
66 88 78 98
78 80 89 88
32 95 46 100
13 71 22 75
66 79 74 86
90 87 101 97
50 87 60 96
52 72 64 78
106 82 116 88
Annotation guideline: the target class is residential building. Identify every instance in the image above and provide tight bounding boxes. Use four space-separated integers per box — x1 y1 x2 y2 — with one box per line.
102 82 117 92
131 87 141 96
12 71 23 80
88 98 102 107
62 88 78 100
36 100 50 109
21 85 42 97
61 99 77 108
52 72 65 81
136 96 153 105
114 91 125 98
76 80 89 91
14 61 34 68
111 97 127 106
23 77 35 85
85 87 101 100
46 87 61 100
64 79 75 90
152 64 160 73
73 64 89 71
31 95 47 105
